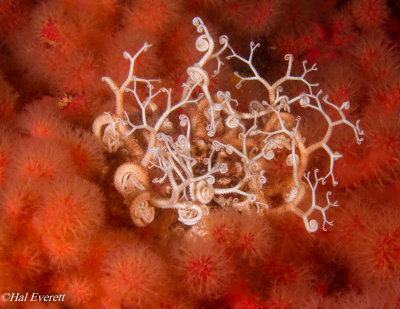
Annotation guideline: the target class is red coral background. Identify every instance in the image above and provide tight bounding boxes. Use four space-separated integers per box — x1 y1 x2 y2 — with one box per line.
0 0 400 308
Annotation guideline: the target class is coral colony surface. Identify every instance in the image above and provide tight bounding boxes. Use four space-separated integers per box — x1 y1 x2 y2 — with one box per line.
0 0 400 308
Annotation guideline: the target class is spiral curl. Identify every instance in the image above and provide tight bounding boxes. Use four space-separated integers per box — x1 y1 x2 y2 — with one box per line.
187 66 210 87
304 218 318 233
129 191 155 227
226 115 240 128
178 205 203 225
114 163 150 197
196 34 210 52
195 180 214 204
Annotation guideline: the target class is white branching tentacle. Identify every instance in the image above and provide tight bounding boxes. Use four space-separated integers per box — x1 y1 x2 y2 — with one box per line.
95 17 364 232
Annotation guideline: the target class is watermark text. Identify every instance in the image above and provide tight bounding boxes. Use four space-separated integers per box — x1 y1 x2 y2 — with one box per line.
1 292 65 302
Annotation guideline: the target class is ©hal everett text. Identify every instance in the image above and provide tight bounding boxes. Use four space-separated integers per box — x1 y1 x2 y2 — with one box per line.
1 292 65 302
